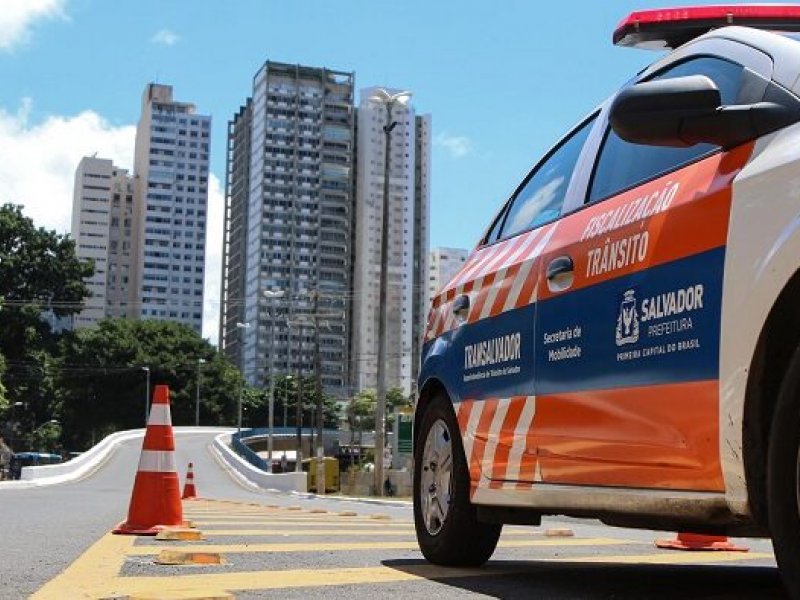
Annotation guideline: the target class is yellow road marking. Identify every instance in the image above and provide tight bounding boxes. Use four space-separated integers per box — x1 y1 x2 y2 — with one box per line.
194 519 414 527
546 551 775 565
32 533 135 600
45 553 776 599
196 528 619 538
100 564 522 596
185 512 403 521
128 537 634 555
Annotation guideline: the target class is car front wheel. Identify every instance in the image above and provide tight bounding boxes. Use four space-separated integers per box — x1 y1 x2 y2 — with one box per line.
413 393 501 566
768 346 800 600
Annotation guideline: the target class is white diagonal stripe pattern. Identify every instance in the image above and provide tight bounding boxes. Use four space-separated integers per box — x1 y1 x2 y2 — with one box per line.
504 396 537 481
461 401 484 464
503 257 537 312
480 397 511 480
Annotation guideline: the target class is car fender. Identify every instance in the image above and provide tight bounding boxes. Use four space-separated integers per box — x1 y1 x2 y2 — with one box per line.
721 121 800 515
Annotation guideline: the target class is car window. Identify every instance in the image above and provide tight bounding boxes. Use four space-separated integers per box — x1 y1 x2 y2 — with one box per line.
496 116 596 241
588 57 745 204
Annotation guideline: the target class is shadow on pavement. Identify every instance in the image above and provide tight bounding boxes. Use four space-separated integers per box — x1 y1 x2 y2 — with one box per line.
381 559 786 599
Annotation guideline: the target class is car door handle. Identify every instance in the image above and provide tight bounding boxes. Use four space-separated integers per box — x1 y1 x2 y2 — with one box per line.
546 256 574 292
452 294 470 322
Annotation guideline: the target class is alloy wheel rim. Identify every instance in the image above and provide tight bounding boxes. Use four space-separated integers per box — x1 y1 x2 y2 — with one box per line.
420 418 454 536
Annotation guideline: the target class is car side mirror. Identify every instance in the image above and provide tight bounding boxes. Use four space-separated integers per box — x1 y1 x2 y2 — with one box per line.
610 74 800 149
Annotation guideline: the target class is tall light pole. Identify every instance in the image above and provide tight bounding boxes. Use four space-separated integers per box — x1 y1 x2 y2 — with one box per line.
369 88 412 496
263 289 285 468
236 322 251 433
195 358 206 427
141 367 150 426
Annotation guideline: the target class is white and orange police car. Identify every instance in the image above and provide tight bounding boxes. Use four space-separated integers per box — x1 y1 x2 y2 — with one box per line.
413 6 800 597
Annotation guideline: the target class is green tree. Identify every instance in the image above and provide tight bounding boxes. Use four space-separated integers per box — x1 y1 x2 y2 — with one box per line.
0 353 7 416
0 203 92 438
345 387 408 440
56 319 243 449
264 375 340 430
31 420 61 454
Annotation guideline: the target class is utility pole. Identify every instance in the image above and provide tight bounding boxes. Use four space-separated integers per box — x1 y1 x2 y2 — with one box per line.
294 323 303 472
312 290 326 495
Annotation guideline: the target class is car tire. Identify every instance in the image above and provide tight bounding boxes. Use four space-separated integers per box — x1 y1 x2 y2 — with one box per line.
413 393 501 566
768 346 800 600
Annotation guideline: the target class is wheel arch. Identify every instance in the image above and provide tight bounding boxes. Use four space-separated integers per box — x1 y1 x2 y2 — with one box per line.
744 266 800 526
414 377 454 449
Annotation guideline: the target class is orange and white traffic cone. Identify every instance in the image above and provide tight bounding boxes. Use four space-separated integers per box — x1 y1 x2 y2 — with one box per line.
655 532 749 552
113 384 183 535
182 462 198 500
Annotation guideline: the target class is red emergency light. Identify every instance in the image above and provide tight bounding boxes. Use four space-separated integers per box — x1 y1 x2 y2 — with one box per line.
614 4 800 50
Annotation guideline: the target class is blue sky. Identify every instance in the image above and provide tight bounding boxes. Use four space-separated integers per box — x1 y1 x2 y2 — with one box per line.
0 0 733 340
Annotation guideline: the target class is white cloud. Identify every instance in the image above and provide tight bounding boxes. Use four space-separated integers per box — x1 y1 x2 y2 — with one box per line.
434 132 474 158
0 98 224 345
0 0 66 51
150 29 180 46
202 175 223 346
0 98 135 233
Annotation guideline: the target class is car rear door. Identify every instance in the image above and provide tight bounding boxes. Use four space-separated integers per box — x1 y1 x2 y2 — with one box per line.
428 115 599 492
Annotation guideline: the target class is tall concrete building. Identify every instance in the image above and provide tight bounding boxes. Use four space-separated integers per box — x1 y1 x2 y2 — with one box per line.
428 246 469 301
70 157 135 328
350 88 431 395
220 62 355 393
131 84 211 334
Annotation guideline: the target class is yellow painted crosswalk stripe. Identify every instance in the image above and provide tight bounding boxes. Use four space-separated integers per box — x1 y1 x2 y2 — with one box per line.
195 519 414 527
42 554 776 599
196 528 622 538
33 497 777 600
183 513 404 524
128 537 635 555
544 551 774 565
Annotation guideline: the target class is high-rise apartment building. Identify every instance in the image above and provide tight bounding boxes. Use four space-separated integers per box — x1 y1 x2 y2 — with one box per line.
70 156 135 328
350 88 431 395
131 84 211 334
220 62 354 393
428 246 469 301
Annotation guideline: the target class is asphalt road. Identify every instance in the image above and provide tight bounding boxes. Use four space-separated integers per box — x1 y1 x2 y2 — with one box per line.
0 430 787 599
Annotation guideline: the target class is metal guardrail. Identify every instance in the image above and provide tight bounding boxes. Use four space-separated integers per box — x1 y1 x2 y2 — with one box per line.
230 427 339 472
230 431 269 471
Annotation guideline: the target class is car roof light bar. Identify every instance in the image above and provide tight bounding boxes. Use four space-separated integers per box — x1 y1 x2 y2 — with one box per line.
614 4 800 50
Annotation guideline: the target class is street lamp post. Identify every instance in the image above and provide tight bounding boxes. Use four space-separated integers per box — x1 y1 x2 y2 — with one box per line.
141 367 150 426
195 358 206 427
263 289 285 468
369 88 412 496
236 322 251 433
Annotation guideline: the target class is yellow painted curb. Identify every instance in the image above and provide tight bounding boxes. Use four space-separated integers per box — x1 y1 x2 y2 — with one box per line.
156 528 205 541
155 550 225 566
